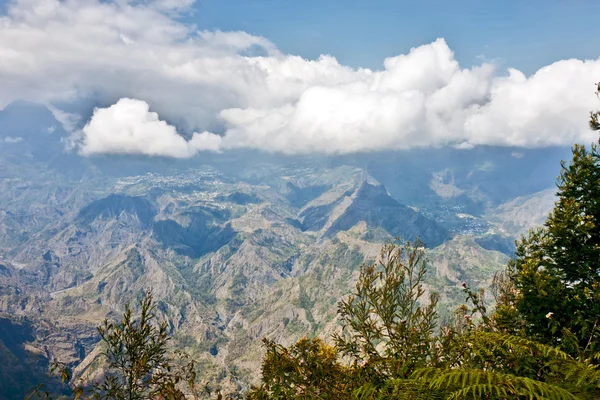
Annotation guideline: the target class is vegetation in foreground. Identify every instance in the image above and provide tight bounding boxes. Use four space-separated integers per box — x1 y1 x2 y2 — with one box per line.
27 87 600 399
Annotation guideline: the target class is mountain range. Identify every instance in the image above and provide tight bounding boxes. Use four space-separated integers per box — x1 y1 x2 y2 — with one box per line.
0 101 569 397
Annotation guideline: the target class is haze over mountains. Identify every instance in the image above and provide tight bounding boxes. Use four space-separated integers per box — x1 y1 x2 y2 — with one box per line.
0 100 570 396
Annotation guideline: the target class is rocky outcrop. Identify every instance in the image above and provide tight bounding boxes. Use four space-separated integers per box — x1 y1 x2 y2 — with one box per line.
325 181 449 247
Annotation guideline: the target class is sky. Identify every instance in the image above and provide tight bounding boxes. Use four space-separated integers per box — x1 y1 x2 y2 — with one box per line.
191 0 600 75
1 0 600 157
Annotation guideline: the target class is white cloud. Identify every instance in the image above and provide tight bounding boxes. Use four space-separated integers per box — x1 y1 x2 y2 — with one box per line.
148 0 196 12
80 98 221 157
1 136 24 143
216 49 600 154
1 0 600 156
47 106 81 133
463 62 600 147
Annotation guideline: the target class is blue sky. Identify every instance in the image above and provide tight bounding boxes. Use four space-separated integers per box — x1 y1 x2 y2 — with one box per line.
190 0 600 74
2 0 600 155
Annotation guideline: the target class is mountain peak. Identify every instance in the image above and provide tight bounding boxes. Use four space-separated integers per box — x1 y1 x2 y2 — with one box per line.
0 100 63 137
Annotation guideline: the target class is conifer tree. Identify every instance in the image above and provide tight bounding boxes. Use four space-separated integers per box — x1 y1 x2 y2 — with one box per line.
508 84 600 359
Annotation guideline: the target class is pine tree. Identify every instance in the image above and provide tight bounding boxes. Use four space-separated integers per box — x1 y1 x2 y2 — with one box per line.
508 84 600 360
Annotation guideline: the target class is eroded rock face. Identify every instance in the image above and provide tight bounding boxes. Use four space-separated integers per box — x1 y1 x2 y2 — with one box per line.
0 316 88 400
324 181 449 247
0 163 454 389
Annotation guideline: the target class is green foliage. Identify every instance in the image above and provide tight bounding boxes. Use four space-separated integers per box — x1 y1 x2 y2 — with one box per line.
333 240 439 381
353 379 444 400
506 84 600 360
413 367 578 400
248 240 441 399
590 83 600 131
25 363 72 400
28 291 199 400
247 337 353 399
296 284 315 311
88 290 196 399
249 240 600 399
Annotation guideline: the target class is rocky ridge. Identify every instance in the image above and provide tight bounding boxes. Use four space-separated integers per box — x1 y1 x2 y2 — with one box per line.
0 101 562 395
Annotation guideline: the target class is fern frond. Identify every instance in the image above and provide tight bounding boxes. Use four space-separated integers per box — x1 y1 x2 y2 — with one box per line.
382 378 445 400
564 361 600 387
353 379 445 400
413 367 581 400
353 383 378 400
448 383 510 399
467 331 572 360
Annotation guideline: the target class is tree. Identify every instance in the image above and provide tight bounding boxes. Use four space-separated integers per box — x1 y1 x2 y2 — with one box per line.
89 290 197 399
248 85 600 399
28 291 198 400
589 82 600 131
248 241 600 399
247 337 353 400
248 240 447 400
506 84 600 360
332 239 441 381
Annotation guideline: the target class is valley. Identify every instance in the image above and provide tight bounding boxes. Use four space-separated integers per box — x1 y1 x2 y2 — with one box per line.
0 101 568 395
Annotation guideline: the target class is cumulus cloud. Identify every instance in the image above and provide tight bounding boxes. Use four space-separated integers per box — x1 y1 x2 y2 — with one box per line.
80 98 221 157
217 46 600 153
1 0 600 156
